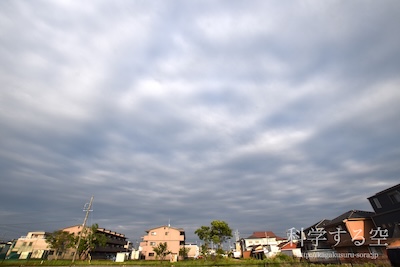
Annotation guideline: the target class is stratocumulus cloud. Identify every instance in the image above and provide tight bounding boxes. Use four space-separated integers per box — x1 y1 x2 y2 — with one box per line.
1 0 400 243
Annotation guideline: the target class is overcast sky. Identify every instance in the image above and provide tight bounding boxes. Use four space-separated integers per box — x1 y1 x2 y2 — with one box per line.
1 0 400 244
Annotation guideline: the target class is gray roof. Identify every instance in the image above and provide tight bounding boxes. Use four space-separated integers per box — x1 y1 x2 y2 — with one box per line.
325 210 375 227
368 183 400 198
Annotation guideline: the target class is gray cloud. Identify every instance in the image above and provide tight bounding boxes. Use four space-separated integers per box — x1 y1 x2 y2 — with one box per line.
1 0 400 243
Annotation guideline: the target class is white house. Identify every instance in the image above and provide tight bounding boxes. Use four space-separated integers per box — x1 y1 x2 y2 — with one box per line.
239 231 286 258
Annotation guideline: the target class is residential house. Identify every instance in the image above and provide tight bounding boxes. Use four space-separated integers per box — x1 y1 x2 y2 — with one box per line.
279 241 302 258
368 183 400 240
238 231 286 259
139 225 185 260
387 239 400 267
323 210 389 264
183 243 200 259
367 183 400 266
300 219 338 263
7 231 50 260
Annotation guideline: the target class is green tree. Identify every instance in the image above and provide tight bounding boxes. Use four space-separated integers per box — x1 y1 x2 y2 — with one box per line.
195 220 232 251
76 224 107 260
45 230 75 260
209 220 232 249
152 242 171 261
194 226 211 248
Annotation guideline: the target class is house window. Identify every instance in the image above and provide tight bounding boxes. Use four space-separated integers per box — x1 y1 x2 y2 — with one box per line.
388 191 400 204
373 198 382 208
151 231 157 236
149 253 155 257
150 242 156 246
165 232 168 235
28 242 33 246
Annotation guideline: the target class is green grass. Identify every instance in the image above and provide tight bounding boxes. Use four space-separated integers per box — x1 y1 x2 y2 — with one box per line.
0 256 392 267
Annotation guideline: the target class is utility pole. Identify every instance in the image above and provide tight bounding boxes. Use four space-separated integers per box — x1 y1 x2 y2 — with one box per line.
71 196 94 264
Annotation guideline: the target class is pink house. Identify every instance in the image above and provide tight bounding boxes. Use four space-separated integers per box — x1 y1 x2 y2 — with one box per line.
139 225 185 260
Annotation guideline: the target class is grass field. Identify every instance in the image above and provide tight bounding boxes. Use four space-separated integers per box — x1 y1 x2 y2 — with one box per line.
0 254 392 267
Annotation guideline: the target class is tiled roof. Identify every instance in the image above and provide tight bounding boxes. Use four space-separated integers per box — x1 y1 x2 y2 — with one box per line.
247 231 285 240
279 241 298 250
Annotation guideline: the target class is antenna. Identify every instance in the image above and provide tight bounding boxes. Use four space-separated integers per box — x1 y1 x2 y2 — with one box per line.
234 229 240 241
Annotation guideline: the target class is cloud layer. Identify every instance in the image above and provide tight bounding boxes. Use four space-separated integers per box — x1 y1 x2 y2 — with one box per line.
1 0 400 243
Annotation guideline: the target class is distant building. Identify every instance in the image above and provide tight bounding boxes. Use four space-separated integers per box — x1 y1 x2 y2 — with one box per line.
6 225 127 260
184 243 200 259
238 231 286 259
7 231 50 260
0 241 12 260
279 241 302 258
139 225 185 260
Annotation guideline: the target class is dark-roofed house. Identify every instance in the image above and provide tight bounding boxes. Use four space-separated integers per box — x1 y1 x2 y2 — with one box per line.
323 210 389 264
300 219 338 264
368 183 400 266
368 183 400 239
238 231 286 259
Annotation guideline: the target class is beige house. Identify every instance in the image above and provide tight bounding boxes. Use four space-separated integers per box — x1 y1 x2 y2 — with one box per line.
8 231 50 259
184 243 200 259
139 225 185 260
